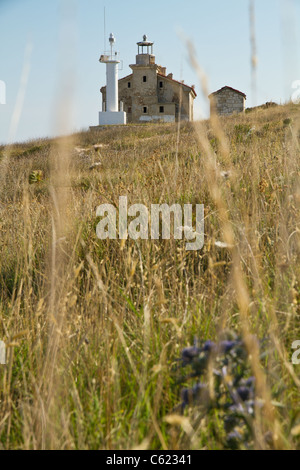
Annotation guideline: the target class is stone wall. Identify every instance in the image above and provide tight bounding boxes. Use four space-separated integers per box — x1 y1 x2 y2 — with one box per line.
157 76 191 121
210 88 245 116
129 65 160 122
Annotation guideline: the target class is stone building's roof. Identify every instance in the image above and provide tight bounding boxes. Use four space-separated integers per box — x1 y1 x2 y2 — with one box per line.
100 74 133 92
157 73 197 98
208 86 246 99
119 74 133 81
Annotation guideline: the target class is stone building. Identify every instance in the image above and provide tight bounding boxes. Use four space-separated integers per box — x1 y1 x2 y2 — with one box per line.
208 86 246 116
100 36 196 123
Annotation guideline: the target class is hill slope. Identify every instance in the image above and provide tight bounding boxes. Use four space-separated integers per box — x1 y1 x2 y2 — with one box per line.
0 103 299 450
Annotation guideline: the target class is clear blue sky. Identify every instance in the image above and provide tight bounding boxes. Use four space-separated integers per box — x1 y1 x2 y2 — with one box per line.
0 0 299 144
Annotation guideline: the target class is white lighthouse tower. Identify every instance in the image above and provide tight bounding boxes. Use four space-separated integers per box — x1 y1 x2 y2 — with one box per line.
98 33 126 125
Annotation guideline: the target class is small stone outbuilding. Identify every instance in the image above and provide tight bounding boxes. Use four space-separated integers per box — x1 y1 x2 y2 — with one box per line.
208 86 246 116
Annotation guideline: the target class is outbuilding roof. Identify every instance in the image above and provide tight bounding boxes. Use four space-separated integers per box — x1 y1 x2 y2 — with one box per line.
208 86 246 99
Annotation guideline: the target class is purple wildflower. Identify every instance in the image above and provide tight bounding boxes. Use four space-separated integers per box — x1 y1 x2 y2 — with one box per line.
181 346 201 364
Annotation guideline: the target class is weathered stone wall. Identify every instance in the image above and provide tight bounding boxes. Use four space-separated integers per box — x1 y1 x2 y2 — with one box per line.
211 89 245 116
118 76 133 123
129 65 160 122
157 76 191 121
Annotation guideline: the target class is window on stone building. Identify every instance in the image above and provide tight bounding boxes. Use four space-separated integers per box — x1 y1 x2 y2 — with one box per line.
128 106 132 113
143 106 148 114
143 76 147 83
128 82 131 88
159 81 163 88
159 106 164 113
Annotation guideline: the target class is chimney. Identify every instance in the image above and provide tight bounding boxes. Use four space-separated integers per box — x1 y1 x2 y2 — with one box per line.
167 73 173 79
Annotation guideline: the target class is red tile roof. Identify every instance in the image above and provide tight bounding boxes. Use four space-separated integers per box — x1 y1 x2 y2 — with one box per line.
209 86 246 99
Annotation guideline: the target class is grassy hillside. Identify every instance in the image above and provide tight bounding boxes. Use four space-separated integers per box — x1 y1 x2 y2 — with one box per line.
0 102 299 449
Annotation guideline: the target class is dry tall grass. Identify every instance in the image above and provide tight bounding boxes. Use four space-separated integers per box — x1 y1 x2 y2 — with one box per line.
0 100 299 449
